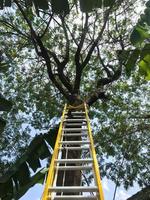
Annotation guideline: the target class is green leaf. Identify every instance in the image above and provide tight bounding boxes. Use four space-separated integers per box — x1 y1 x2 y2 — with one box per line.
25 0 33 7
146 0 150 7
80 0 102 12
51 0 69 15
117 50 130 64
0 117 6 134
130 25 150 45
0 0 4 9
0 62 9 73
4 0 11 7
0 128 58 199
103 0 115 7
14 169 46 200
144 7 150 25
44 127 58 148
125 50 140 77
37 140 51 160
140 44 150 59
139 54 150 80
0 94 12 111
36 0 49 10
0 179 13 200
27 152 41 172
14 163 30 187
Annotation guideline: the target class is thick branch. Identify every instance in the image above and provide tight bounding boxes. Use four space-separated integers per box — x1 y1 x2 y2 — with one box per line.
57 62 73 93
97 65 122 87
40 13 53 39
65 22 78 46
81 8 112 69
87 64 122 106
97 46 112 77
60 16 70 66
75 13 89 67
86 90 108 107
14 0 71 100
46 62 71 100
73 14 89 94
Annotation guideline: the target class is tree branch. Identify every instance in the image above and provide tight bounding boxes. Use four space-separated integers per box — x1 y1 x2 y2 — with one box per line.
81 7 112 69
87 63 122 106
39 13 53 39
86 90 108 107
73 13 89 94
97 45 112 77
14 0 71 101
97 65 122 87
60 16 70 66
75 13 89 67
0 20 30 39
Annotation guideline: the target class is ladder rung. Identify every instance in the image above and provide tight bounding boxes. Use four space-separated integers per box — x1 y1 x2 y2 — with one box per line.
64 123 84 126
59 146 89 150
55 165 92 170
65 115 84 118
64 119 86 122
49 186 98 192
52 195 97 200
66 117 85 119
63 133 87 136
63 128 87 131
59 141 90 144
55 159 93 163
71 112 85 114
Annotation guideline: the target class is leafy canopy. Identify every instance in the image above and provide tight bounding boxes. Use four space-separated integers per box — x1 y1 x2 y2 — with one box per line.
0 0 150 199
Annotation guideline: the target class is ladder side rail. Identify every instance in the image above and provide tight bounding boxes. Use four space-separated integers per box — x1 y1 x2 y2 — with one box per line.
42 104 67 200
84 103 105 200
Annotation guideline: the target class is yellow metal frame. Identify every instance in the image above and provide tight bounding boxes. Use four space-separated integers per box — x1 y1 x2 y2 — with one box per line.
41 104 67 200
42 103 104 200
84 103 105 200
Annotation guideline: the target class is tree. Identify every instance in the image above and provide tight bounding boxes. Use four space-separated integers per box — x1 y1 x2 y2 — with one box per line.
127 185 150 200
0 0 149 199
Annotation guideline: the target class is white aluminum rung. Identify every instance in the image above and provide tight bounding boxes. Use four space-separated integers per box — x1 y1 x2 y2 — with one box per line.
63 128 87 131
64 123 84 126
59 141 90 144
55 165 92 170
65 116 85 118
59 146 89 150
52 195 97 200
63 133 87 136
71 112 85 114
64 119 86 122
55 159 93 163
49 186 98 192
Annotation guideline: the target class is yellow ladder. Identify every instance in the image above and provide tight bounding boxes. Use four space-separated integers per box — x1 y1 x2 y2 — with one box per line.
41 103 104 200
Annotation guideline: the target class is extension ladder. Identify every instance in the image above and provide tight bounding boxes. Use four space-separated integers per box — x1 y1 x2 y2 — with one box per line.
42 103 104 200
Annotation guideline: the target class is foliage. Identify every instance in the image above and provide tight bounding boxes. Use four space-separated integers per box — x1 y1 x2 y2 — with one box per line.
0 0 120 13
0 0 149 199
127 185 150 200
0 127 58 200
92 74 150 189
126 0 150 80
0 57 12 134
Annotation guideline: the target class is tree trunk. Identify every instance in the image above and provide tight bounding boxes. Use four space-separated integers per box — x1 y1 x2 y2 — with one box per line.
127 186 150 200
